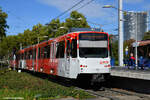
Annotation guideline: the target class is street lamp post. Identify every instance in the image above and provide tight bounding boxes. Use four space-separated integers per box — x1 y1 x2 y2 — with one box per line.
37 36 48 44
71 17 83 21
103 0 124 66
135 12 138 69
118 0 124 66
59 26 70 33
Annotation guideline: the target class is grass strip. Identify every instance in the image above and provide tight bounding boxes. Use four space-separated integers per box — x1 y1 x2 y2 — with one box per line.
0 70 95 99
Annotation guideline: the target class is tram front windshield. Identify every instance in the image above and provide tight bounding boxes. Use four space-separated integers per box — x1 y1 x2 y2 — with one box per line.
79 33 108 58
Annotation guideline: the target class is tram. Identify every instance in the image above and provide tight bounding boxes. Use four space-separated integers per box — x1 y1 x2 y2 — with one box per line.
10 28 111 83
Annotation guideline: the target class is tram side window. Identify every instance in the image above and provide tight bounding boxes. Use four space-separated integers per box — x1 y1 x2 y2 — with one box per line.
56 41 65 58
21 54 24 59
27 52 29 59
20 54 22 60
44 45 50 58
33 49 36 60
41 47 44 59
47 45 50 58
18 55 20 60
38 48 41 59
26 51 29 59
29 50 33 59
16 54 19 60
71 39 77 58
66 40 71 57
26 52 28 59
52 43 55 59
24 52 26 60
24 52 27 59
19 54 21 60
10 55 13 60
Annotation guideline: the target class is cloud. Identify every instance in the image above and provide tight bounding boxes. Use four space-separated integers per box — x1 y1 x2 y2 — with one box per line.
38 0 77 11
143 4 150 10
124 0 143 4
38 0 113 18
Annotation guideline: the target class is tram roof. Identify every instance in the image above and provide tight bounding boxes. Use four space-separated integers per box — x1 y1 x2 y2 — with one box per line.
19 29 108 51
68 28 103 33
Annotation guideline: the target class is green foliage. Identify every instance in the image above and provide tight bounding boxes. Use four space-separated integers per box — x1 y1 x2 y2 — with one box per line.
109 34 136 65
65 11 90 28
109 34 118 65
0 8 9 41
0 35 20 58
143 31 150 40
123 39 135 58
46 11 90 38
0 11 90 59
0 70 95 99
111 40 118 65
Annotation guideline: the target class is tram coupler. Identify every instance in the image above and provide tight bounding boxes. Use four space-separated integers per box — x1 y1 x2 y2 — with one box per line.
91 74 106 85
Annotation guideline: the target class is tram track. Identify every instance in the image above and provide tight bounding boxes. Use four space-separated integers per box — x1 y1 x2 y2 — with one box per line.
75 87 150 100
21 70 150 100
75 87 120 100
106 88 150 100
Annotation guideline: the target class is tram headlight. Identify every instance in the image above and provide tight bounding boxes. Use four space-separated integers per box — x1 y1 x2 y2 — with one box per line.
50 69 54 74
80 65 87 68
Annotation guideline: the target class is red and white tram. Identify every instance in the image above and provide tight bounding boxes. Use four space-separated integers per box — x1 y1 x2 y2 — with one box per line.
10 28 111 83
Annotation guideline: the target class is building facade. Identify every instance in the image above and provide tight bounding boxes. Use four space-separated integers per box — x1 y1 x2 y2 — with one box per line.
124 11 148 41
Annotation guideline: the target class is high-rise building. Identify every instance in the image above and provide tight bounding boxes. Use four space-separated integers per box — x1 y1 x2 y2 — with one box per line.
124 11 149 41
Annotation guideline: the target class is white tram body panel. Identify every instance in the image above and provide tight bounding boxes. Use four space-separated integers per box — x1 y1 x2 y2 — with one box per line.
57 58 80 79
79 58 110 74
57 57 110 79
57 32 111 79
18 60 26 69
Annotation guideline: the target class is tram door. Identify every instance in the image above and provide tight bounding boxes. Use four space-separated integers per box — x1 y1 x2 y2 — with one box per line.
33 49 36 71
50 42 56 74
66 40 71 75
70 39 79 78
19 54 24 69
66 39 79 78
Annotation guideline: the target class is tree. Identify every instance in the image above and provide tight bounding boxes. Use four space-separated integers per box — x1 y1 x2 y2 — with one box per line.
0 8 9 41
46 11 90 38
0 35 20 58
143 31 150 40
46 19 61 38
65 11 90 28
123 39 135 58
0 11 90 59
109 34 135 65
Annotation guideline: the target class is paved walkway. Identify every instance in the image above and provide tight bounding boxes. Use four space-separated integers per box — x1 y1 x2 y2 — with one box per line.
111 66 150 80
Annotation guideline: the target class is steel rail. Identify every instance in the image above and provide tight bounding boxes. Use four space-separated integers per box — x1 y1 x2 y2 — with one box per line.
104 88 150 100
75 87 120 100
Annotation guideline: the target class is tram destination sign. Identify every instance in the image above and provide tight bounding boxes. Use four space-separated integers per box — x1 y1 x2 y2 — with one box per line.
79 33 108 41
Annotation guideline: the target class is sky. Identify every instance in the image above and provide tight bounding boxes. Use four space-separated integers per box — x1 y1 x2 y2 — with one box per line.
0 0 150 36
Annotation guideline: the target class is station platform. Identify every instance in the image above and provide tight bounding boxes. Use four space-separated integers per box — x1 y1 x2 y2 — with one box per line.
110 67 150 80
